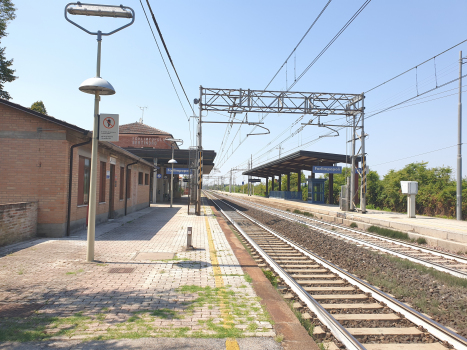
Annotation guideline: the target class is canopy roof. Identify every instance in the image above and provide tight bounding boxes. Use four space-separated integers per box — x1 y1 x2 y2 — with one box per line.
243 150 360 178
124 148 216 175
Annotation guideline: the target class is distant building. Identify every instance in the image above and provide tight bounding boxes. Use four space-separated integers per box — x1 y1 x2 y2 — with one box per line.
111 122 177 150
110 121 216 203
0 100 154 241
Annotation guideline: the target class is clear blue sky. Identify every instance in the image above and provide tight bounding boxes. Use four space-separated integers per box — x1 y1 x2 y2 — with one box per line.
5 0 467 185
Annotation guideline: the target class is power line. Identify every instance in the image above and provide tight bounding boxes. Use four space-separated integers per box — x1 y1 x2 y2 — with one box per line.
365 38 467 94
139 0 192 145
263 0 333 91
288 0 372 91
145 0 195 115
219 0 372 169
233 40 467 171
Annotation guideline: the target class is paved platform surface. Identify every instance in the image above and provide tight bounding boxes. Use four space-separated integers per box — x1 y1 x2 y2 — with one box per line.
0 200 279 349
225 192 467 252
0 337 281 349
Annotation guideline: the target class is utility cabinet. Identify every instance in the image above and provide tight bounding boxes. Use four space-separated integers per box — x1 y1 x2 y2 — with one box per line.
401 181 418 218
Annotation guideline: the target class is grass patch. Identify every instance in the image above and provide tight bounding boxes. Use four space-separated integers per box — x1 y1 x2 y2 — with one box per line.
286 300 315 337
274 333 284 342
293 209 314 217
416 237 427 244
244 273 253 283
65 269 84 275
367 225 409 241
0 312 91 342
262 269 278 287
349 222 358 228
384 254 467 289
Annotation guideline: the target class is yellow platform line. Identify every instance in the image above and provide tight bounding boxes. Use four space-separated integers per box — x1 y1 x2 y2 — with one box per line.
203 205 239 350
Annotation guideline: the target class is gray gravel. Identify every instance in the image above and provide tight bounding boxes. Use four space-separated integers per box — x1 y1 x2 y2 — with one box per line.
219 197 467 338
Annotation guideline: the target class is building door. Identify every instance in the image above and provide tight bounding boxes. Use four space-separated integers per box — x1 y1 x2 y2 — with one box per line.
109 164 115 218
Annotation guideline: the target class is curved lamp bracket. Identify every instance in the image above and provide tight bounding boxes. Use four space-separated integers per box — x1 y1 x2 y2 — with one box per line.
247 124 270 137
318 125 339 138
65 2 135 36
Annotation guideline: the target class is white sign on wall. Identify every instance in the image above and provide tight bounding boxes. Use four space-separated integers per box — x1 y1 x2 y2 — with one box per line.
99 114 119 141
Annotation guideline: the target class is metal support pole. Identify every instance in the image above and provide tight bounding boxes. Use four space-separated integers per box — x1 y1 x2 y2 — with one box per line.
458 51 463 221
170 145 174 208
153 158 158 203
350 114 356 211
297 170 301 192
229 169 232 193
86 32 102 262
360 94 366 213
196 86 202 215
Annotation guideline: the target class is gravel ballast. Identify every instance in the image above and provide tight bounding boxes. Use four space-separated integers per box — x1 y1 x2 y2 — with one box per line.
221 198 467 338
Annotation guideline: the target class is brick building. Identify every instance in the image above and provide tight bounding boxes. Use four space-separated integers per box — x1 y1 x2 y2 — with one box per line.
0 99 154 238
111 122 177 150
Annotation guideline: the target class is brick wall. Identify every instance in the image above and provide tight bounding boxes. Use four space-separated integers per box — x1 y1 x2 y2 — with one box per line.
111 134 172 149
0 104 153 238
0 202 38 246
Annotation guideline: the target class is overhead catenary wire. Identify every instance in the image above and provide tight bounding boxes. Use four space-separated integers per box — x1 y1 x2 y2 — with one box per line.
263 0 333 91
145 0 195 115
233 40 467 170
365 38 467 94
218 0 372 169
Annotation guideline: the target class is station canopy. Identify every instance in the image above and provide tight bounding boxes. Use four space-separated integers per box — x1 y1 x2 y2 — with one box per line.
124 148 216 175
242 150 361 178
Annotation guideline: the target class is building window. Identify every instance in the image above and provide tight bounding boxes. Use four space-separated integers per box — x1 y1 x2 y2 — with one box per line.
145 173 149 185
138 172 143 185
127 169 131 198
99 161 106 203
78 156 91 205
119 167 124 200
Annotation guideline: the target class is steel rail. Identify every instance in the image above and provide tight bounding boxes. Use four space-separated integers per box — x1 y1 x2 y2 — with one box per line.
217 192 467 278
207 191 467 350
255 199 467 264
205 192 366 350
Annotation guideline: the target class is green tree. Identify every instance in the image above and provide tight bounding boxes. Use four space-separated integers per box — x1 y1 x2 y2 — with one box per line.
30 100 47 115
0 0 16 100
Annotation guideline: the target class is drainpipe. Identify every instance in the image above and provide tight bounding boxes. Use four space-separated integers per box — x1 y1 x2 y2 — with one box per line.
125 160 139 216
67 138 92 236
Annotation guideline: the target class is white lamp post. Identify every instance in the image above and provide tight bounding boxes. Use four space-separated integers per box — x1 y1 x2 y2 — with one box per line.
65 2 134 262
165 138 183 208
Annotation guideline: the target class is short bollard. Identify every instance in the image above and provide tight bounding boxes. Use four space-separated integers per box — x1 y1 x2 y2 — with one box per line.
187 227 193 248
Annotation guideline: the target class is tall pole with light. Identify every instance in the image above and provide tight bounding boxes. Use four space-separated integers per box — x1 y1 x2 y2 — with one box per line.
65 2 135 262
165 138 183 208
458 51 467 220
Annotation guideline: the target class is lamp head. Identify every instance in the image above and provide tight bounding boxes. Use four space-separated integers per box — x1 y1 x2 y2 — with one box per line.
79 77 115 95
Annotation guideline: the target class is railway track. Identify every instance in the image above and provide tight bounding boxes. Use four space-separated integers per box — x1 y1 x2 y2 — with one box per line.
204 190 467 350
211 191 467 279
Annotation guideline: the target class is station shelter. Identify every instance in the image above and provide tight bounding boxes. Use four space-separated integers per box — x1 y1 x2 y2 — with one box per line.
242 150 361 204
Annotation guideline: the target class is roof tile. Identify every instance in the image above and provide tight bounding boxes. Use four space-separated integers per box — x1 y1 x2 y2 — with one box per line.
119 122 171 135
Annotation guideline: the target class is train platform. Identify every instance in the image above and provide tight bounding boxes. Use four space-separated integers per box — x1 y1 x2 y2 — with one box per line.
0 198 298 350
225 192 467 253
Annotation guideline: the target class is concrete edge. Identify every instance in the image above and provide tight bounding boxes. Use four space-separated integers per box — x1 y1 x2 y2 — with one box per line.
208 200 318 350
